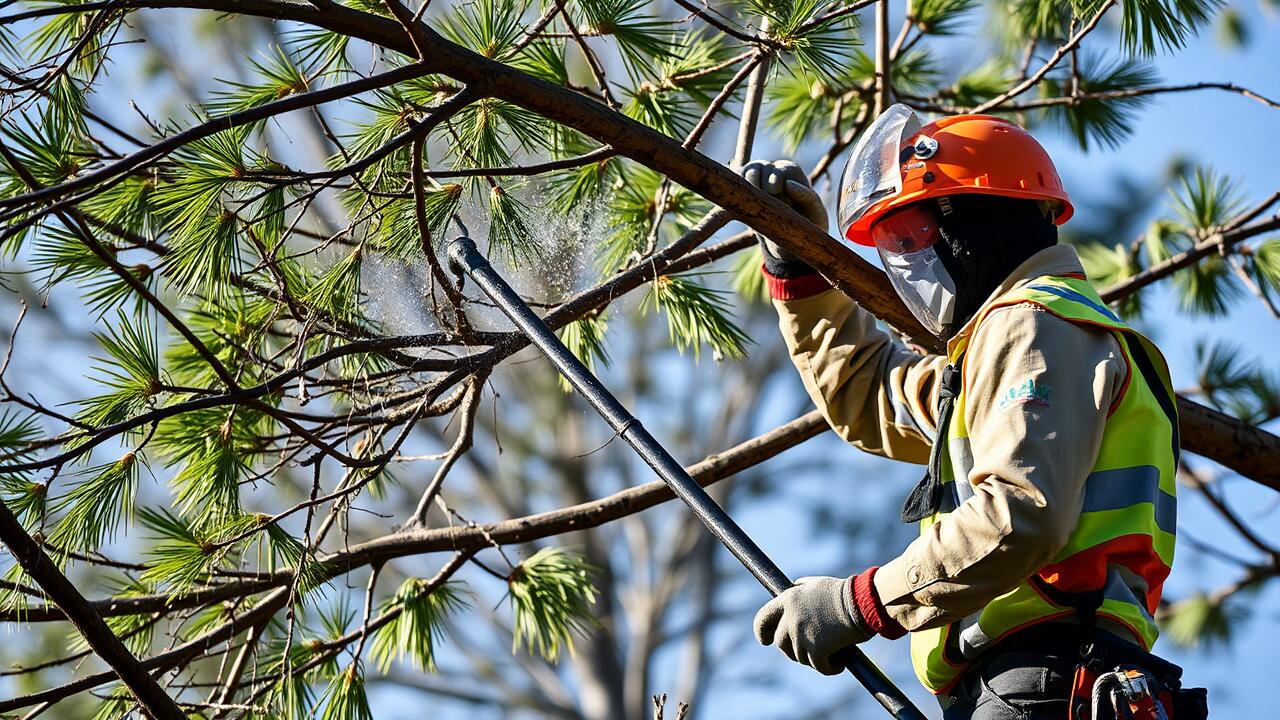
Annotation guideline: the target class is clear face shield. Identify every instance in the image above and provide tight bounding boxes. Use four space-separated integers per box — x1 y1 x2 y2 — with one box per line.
836 104 922 239
838 105 959 338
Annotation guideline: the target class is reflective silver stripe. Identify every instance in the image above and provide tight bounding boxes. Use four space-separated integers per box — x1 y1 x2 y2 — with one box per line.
1082 466 1176 534
1102 568 1154 625
951 437 974 499
888 387 930 440
883 348 933 441
956 611 994 659
935 437 974 516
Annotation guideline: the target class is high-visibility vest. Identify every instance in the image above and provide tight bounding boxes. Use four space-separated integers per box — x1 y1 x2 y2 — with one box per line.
910 274 1179 695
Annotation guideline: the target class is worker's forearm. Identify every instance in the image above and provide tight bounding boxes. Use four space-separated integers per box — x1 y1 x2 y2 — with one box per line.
772 283 942 464
872 480 1080 630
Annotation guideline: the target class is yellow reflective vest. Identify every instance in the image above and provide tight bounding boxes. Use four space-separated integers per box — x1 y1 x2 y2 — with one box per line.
911 274 1179 694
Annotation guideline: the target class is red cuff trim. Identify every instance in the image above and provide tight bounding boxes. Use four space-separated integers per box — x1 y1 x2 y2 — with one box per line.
762 265 830 301
854 567 907 640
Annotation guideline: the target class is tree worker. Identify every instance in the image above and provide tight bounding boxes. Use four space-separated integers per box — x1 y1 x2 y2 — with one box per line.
743 105 1203 719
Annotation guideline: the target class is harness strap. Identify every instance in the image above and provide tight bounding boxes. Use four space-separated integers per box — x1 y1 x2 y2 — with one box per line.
1120 333 1180 465
901 361 963 523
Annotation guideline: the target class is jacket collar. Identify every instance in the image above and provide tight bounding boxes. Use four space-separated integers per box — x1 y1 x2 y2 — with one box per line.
945 244 1087 357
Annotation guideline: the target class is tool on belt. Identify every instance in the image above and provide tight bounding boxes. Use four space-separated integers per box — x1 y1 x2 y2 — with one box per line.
1069 658 1208 720
1060 607 1209 720
445 237 927 720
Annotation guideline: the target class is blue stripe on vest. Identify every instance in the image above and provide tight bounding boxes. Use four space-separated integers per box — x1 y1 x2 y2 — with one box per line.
1026 283 1121 323
1082 465 1176 534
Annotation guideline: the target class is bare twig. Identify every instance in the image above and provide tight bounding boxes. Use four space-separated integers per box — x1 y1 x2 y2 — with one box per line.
1006 82 1280 112
682 52 765 151
972 0 1115 113
423 145 616 179
407 375 486 527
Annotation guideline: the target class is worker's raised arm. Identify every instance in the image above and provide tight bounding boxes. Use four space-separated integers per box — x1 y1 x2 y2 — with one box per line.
770 283 947 464
741 159 946 464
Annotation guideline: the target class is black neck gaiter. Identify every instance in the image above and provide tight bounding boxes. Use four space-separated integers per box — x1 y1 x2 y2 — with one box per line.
930 195 1059 338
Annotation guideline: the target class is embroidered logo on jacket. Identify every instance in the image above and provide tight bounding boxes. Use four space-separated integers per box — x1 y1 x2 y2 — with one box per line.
997 379 1052 410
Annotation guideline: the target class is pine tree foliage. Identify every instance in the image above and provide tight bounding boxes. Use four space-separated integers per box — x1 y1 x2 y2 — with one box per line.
1161 592 1247 649
47 452 141 555
369 579 468 672
0 410 43 526
0 0 1275 713
31 229 154 316
643 274 750 361
137 506 227 591
207 46 311 117
318 664 373 720
507 547 598 662
76 313 163 431
910 0 981 35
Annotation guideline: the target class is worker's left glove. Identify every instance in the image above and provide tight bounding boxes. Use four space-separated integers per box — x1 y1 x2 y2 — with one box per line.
753 575 873 676
741 159 827 278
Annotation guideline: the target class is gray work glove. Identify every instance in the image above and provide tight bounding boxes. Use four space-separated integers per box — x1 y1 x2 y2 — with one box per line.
753 575 872 676
740 159 828 278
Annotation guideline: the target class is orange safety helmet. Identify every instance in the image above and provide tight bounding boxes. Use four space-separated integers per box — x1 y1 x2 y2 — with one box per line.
838 105 1073 246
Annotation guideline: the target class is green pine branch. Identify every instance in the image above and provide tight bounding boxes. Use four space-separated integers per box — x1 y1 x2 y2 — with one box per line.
507 547 597 662
47 452 142 556
369 579 468 672
643 273 750 361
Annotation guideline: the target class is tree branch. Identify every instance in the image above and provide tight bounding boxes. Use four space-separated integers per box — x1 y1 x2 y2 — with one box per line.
0 500 185 719
971 0 1115 114
1100 214 1280 303
2 411 827 625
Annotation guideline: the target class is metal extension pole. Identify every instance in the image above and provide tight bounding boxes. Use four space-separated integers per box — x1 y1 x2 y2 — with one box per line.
446 237 927 720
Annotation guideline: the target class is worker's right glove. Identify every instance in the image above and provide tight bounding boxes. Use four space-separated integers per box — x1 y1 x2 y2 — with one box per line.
740 159 828 278
753 575 873 676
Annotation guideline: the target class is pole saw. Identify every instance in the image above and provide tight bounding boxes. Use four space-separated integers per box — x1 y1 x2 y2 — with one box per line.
446 236 927 720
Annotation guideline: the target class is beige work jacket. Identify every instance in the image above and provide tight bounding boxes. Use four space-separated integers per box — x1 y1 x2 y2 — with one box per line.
773 245 1130 631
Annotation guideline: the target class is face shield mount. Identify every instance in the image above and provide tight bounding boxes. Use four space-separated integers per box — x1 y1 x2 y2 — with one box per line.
836 104 924 241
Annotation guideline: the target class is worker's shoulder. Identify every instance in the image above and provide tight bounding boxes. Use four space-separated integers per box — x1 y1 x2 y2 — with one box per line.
974 301 1123 358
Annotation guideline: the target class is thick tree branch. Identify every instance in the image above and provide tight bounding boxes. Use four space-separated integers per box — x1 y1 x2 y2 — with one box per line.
0 501 185 719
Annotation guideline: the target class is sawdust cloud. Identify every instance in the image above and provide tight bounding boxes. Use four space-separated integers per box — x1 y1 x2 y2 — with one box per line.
365 193 609 337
